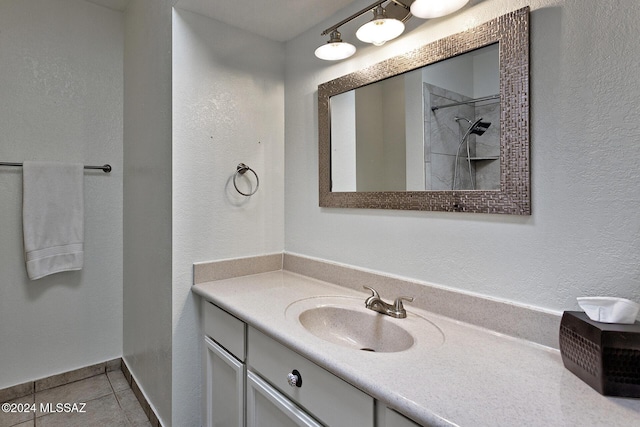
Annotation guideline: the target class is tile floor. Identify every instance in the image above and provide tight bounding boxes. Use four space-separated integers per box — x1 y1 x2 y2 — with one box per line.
1 370 151 427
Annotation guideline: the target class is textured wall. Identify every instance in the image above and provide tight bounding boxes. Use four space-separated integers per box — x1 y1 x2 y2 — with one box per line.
123 0 173 424
172 9 285 426
0 0 123 389
284 0 640 312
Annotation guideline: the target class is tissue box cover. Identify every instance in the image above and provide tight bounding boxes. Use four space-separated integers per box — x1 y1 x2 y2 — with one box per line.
560 311 640 397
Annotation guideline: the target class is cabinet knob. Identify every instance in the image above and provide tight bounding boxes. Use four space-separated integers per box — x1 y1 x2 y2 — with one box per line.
287 369 302 388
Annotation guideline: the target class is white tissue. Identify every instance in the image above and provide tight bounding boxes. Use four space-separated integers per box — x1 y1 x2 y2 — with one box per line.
577 297 640 324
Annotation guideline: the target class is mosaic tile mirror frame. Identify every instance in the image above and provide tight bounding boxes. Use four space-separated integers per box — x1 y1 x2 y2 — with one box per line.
318 7 530 214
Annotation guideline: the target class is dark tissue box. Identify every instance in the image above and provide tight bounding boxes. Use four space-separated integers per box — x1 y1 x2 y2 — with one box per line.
560 311 640 397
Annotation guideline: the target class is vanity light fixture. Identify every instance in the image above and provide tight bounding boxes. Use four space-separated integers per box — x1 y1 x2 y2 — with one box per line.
315 0 469 61
315 0 411 60
355 5 405 46
410 0 469 19
314 30 357 61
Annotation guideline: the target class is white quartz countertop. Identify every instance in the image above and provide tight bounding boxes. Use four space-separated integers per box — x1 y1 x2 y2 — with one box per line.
192 270 640 426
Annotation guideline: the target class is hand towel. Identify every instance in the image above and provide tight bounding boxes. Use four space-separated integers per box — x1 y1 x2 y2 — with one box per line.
23 161 84 280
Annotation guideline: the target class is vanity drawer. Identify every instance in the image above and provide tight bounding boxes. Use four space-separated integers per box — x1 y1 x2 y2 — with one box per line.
247 326 374 427
203 301 246 361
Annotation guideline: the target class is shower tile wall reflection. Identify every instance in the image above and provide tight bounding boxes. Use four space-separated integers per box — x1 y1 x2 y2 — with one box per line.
425 83 500 190
474 101 500 190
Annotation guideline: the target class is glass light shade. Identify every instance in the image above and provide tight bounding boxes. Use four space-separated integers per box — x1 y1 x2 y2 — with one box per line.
356 18 405 46
410 0 469 19
315 41 357 60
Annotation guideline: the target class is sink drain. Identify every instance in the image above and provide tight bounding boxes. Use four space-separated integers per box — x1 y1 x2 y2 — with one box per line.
360 347 376 352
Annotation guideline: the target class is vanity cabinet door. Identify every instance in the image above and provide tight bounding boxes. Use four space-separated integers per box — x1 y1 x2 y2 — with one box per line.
204 336 245 427
246 371 322 427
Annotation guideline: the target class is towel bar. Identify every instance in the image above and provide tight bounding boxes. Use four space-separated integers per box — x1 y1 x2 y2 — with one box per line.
0 162 111 173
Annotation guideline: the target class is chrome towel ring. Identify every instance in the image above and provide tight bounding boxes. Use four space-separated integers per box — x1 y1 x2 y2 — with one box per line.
233 163 259 196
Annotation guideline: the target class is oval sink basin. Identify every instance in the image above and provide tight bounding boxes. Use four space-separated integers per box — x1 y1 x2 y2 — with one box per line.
299 305 414 352
286 296 444 353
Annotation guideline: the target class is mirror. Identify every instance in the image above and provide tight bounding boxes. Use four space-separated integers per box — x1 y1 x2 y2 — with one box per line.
330 44 499 192
318 7 530 214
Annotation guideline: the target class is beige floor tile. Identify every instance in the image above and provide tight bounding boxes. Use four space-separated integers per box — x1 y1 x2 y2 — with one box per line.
129 418 152 427
35 394 129 427
0 394 35 427
7 369 156 427
107 371 129 393
35 375 112 416
115 388 148 426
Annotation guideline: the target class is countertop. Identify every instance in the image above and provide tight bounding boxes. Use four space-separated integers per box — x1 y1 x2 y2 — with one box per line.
192 270 640 426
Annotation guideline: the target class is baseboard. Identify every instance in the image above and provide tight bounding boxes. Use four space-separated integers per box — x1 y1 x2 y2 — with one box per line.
121 359 162 427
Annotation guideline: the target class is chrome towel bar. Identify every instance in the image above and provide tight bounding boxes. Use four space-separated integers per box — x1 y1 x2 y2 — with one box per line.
0 162 111 173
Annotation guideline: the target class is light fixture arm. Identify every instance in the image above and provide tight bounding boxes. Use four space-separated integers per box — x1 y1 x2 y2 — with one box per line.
388 0 410 10
320 0 410 36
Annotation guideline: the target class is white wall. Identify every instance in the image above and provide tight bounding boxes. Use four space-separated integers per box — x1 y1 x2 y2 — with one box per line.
284 0 640 312
331 91 357 191
381 77 406 191
355 83 384 191
405 69 425 191
472 45 499 98
172 8 285 426
123 0 173 424
0 0 123 389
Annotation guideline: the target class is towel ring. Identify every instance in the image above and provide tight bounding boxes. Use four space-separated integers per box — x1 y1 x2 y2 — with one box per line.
233 163 259 196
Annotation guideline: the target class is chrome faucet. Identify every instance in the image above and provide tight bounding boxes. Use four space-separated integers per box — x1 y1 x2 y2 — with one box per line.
363 286 413 319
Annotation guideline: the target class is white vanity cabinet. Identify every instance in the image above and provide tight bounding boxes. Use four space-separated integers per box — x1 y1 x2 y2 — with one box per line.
203 301 246 427
203 300 416 427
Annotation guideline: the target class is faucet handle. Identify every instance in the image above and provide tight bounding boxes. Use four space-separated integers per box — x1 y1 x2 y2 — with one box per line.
363 286 380 298
393 296 414 311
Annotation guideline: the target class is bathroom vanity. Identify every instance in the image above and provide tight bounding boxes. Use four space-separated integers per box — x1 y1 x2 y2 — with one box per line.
205 301 372 426
201 297 417 426
193 268 640 426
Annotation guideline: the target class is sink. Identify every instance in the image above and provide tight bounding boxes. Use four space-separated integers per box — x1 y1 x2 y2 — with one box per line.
299 305 414 352
285 296 444 353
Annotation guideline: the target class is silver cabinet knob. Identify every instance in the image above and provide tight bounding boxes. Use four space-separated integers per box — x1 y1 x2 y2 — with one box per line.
287 369 302 387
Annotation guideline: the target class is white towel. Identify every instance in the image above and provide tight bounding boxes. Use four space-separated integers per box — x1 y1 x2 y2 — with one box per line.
23 161 84 280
